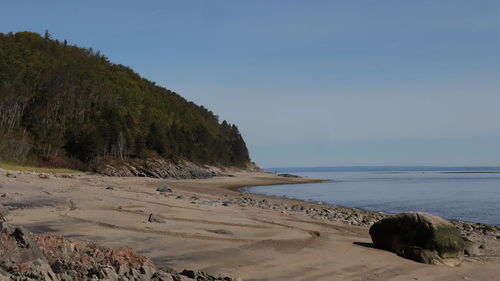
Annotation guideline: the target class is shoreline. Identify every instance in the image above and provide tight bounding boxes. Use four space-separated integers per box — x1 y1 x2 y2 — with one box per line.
242 184 500 229
1 170 500 280
240 173 500 230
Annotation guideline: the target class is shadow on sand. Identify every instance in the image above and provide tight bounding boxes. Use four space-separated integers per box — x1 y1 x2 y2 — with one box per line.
352 241 376 248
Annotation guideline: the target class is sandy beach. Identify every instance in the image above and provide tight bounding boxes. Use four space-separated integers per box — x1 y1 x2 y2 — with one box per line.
1 171 499 281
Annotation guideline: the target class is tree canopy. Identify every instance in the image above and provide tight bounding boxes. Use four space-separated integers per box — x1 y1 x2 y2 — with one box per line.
0 31 250 169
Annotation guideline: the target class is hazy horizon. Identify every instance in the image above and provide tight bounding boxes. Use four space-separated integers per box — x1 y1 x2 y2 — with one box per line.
2 1 500 167
264 165 500 169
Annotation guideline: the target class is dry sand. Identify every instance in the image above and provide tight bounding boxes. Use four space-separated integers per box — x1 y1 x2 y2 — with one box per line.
0 171 499 281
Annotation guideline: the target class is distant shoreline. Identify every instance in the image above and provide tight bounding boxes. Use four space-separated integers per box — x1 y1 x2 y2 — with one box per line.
441 171 500 174
266 166 500 173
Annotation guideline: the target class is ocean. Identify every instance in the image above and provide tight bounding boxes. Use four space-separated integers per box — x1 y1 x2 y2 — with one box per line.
244 166 500 226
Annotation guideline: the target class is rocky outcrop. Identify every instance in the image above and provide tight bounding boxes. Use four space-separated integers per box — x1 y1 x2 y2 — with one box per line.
0 222 56 280
94 157 227 179
0 221 237 281
369 212 465 266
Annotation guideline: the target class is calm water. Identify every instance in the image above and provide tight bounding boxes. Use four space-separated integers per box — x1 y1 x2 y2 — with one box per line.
245 167 500 226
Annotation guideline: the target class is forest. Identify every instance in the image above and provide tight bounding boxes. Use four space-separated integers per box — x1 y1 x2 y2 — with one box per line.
0 31 250 169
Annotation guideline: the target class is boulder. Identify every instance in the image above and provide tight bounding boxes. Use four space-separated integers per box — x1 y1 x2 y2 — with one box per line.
369 212 465 266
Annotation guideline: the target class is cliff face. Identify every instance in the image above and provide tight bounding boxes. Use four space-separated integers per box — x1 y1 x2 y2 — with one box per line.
95 157 223 179
0 31 251 174
94 157 262 179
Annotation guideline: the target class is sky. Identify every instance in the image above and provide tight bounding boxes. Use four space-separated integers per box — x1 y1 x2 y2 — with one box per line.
2 1 500 168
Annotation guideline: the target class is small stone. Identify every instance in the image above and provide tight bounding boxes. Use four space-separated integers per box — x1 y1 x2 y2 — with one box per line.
148 213 165 223
156 186 173 193
207 229 234 235
105 186 114 190
69 200 77 210
39 174 50 179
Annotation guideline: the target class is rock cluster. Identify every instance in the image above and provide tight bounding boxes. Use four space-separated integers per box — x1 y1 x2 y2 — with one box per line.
0 221 237 281
369 212 465 266
226 197 388 227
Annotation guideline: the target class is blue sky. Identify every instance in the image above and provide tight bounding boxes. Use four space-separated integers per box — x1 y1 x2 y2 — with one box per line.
2 1 500 167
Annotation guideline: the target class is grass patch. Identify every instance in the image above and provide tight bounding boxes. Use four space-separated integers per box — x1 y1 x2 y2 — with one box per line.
0 162 83 174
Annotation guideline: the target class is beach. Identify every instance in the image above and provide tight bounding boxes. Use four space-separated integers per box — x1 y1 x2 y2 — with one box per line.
1 171 499 281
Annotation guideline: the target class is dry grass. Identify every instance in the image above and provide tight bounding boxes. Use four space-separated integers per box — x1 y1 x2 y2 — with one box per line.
0 161 83 174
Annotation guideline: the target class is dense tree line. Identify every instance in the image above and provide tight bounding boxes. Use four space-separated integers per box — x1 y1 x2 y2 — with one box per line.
0 31 250 168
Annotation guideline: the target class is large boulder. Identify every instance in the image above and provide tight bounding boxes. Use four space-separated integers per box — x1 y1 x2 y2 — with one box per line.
369 212 465 266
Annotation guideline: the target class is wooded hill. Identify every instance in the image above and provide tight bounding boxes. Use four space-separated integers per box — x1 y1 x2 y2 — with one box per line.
0 31 250 169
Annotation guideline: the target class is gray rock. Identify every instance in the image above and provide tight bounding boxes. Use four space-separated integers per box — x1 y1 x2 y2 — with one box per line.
38 174 50 179
151 271 174 281
68 200 77 211
195 201 216 206
369 212 465 266
148 213 165 223
156 186 173 193
463 239 480 256
139 265 156 279
99 266 119 280
207 229 234 236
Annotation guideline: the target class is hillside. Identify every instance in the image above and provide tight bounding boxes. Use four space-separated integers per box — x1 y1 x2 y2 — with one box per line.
0 31 251 173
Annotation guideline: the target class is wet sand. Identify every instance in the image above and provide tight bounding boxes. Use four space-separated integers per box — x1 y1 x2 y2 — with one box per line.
1 171 499 281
